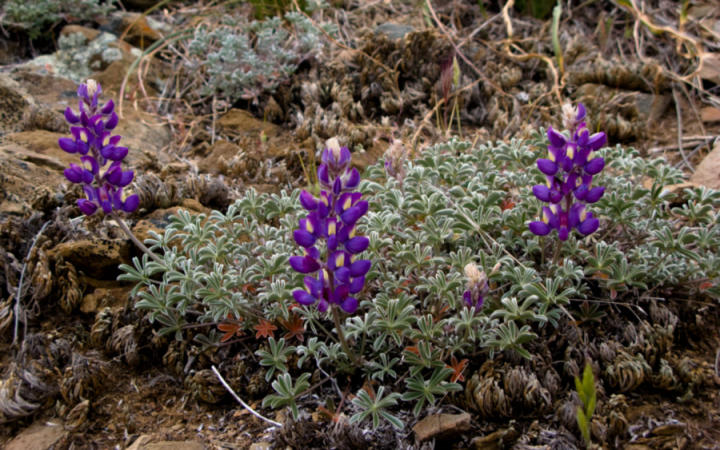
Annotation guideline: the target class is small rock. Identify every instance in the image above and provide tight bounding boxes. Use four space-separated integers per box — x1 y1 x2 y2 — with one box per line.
25 26 131 83
0 73 37 134
127 435 153 450
197 140 244 175
690 140 720 190
470 427 520 449
698 52 720 84
249 443 272 450
700 106 720 123
60 24 101 42
104 12 170 48
48 239 128 279
374 23 415 40
5 422 66 450
81 286 130 313
413 412 471 443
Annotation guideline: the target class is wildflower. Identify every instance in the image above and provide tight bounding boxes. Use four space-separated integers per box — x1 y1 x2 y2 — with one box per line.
384 139 407 184
529 103 605 240
462 263 488 310
290 139 371 314
59 79 138 215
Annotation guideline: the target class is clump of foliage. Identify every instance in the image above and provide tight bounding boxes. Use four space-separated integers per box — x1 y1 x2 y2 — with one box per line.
1 0 116 39
120 119 720 430
575 363 597 448
185 6 334 104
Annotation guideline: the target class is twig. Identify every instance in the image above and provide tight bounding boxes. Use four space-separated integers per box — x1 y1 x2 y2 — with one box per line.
501 0 515 38
211 365 282 427
424 0 510 101
671 86 693 172
495 0 563 103
110 212 164 265
648 136 715 153
13 221 49 346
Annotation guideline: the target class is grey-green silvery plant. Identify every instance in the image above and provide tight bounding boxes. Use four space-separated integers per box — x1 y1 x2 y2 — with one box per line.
2 0 116 39
185 10 335 104
120 134 720 428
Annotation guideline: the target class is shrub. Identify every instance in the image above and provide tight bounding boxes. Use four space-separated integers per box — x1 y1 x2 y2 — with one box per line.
185 8 334 104
2 0 116 39
121 132 720 427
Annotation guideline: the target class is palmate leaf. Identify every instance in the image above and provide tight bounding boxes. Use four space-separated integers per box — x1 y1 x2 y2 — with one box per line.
402 366 462 416
262 372 310 420
254 319 278 339
280 314 305 342
217 314 244 342
256 337 296 381
447 356 469 383
350 385 404 430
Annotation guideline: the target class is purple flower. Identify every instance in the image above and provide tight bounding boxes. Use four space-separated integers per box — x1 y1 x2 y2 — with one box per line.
463 263 488 311
59 80 138 216
529 103 606 240
290 139 371 314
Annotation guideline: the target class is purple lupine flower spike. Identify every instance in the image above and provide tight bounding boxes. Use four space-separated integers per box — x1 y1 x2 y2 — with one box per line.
59 79 138 216
290 138 371 314
463 263 488 311
529 103 606 240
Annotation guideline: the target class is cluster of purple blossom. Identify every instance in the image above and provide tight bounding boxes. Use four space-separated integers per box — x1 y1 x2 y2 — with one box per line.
58 80 138 216
463 263 488 310
528 103 606 241
289 140 371 314
56 82 606 318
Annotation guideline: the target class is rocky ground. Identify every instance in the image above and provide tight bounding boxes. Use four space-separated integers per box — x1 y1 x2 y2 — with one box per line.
1 0 720 448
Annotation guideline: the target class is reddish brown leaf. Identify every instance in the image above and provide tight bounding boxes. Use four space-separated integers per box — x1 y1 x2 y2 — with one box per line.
447 356 469 383
280 314 305 342
501 197 516 211
699 281 714 291
217 314 244 342
404 345 420 356
254 319 278 340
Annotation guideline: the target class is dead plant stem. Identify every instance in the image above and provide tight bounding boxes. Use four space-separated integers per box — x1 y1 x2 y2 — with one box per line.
211 365 282 427
110 212 164 265
12 221 49 346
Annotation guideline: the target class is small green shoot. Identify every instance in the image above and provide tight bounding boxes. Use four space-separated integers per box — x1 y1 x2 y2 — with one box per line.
575 363 597 448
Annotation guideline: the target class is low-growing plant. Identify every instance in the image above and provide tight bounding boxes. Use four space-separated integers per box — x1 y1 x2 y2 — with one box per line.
2 0 117 39
184 7 334 104
575 362 597 448
120 105 720 428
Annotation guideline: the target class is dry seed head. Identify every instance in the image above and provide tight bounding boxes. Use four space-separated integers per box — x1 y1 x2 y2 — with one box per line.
561 102 582 131
86 79 98 97
326 137 342 160
464 263 486 286
385 139 406 160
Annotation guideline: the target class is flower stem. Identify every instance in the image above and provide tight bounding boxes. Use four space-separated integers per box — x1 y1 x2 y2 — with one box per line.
111 212 164 265
331 305 359 367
